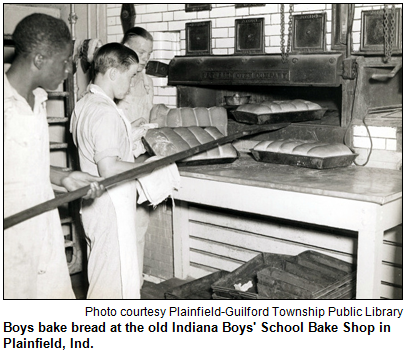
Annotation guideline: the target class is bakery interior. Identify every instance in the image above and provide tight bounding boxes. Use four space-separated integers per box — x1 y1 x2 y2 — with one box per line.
4 4 402 299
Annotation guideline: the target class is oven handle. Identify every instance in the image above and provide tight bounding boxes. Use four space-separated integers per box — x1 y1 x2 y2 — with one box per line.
369 62 402 81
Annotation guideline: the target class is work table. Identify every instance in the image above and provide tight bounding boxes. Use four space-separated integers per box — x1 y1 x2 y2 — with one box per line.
173 154 402 299
178 154 402 205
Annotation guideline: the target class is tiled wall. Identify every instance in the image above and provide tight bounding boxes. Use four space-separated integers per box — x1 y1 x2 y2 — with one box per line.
107 4 397 109
106 4 398 54
353 126 398 151
352 124 402 170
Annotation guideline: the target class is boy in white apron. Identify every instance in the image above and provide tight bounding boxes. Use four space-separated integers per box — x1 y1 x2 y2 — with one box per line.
71 43 142 298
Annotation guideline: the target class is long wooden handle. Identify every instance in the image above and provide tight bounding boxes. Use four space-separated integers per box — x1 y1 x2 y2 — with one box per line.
4 123 288 229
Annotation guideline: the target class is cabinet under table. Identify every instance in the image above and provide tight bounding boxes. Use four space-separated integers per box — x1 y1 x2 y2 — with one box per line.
172 154 402 299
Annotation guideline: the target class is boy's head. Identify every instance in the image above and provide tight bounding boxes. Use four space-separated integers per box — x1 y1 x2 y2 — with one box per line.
13 13 73 90
93 42 139 100
122 27 153 72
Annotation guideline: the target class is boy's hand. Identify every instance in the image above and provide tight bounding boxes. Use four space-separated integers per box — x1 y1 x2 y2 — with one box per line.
61 171 105 199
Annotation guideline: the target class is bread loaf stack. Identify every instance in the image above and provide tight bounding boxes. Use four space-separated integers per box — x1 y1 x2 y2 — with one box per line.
253 139 352 158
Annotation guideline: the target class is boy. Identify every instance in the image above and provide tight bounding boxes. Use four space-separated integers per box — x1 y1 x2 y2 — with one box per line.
4 13 104 299
118 27 154 129
70 43 143 298
117 27 155 285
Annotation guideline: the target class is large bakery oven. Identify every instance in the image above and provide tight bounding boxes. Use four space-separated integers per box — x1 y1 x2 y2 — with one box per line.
168 53 402 144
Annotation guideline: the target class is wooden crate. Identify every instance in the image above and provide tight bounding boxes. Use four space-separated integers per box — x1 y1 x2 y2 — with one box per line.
212 251 356 299
211 253 295 299
165 270 229 299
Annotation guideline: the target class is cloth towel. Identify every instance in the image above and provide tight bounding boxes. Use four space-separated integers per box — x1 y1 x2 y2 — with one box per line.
136 157 181 207
132 123 158 158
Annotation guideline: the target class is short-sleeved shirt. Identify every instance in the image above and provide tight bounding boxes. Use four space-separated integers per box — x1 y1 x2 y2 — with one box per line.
70 84 134 176
4 73 50 195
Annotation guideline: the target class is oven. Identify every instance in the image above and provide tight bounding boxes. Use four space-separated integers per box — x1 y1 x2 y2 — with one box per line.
167 53 402 144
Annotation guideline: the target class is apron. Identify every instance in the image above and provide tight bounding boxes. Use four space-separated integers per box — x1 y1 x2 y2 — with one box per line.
105 106 141 299
4 85 74 299
74 87 141 299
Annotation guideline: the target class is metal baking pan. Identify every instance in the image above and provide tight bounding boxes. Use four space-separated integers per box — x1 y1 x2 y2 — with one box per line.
175 156 239 167
232 108 327 125
142 137 239 166
250 149 358 169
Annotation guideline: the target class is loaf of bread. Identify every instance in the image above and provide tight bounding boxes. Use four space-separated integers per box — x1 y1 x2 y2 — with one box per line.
236 99 322 115
149 105 228 135
144 126 238 162
305 143 353 157
253 139 352 158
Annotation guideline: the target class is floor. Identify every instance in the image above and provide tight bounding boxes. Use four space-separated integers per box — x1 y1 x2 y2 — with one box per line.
70 271 193 300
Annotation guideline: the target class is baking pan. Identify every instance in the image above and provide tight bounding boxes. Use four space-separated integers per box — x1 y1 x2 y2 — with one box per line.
231 108 327 125
175 156 238 167
250 149 358 169
142 137 239 167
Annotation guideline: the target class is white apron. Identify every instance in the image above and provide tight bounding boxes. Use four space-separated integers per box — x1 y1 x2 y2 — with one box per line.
73 87 141 299
4 83 74 299
105 106 141 299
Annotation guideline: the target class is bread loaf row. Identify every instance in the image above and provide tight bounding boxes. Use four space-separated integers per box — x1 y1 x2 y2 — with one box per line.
144 126 238 162
253 139 352 158
149 105 228 135
236 99 322 115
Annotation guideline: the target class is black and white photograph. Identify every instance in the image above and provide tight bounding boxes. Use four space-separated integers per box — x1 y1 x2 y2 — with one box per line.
2 3 404 351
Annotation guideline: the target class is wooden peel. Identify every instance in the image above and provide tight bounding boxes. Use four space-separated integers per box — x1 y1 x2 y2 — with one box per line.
4 123 288 229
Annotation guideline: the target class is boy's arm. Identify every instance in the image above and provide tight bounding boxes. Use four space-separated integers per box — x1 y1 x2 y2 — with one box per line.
50 166 105 199
96 156 144 178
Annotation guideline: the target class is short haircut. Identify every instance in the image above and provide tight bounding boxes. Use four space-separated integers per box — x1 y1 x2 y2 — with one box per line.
13 13 71 57
121 27 153 45
93 42 139 76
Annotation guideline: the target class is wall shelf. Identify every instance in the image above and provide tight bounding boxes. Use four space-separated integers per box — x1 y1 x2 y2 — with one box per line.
48 116 70 123
49 141 68 150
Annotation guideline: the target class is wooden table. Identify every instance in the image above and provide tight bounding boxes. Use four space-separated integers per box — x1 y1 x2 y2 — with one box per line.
172 154 402 299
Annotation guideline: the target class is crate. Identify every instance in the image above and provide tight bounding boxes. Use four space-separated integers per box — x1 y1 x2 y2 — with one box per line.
165 270 229 299
211 253 295 299
211 251 356 299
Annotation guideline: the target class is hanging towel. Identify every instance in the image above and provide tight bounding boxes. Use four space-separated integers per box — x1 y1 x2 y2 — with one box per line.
136 157 181 207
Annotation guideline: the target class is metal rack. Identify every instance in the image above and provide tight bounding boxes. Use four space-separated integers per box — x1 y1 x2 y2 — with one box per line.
49 70 83 275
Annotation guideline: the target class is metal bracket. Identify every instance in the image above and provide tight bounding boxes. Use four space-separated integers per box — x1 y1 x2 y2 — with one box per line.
146 60 169 77
341 58 358 80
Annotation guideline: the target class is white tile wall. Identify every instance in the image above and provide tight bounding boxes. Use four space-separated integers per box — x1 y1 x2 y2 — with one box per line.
146 4 167 13
353 136 386 150
352 124 400 158
353 125 397 139
353 148 402 170
106 7 120 17
386 139 397 151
